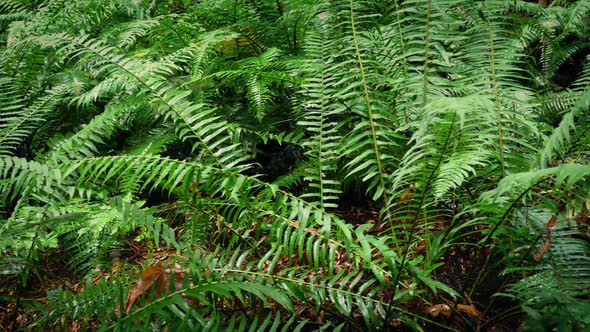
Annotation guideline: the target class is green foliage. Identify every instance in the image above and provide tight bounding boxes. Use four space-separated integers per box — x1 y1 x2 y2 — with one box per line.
1 0 589 330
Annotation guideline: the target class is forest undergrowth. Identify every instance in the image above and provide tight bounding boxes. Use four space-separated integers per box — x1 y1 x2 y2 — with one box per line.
0 0 589 331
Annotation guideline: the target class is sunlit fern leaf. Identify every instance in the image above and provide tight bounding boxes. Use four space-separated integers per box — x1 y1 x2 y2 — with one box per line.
115 18 160 50
0 0 31 26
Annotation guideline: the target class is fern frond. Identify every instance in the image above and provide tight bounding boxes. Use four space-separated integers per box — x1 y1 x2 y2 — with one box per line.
539 90 590 167
393 95 496 200
297 32 342 209
45 33 249 170
507 223 590 331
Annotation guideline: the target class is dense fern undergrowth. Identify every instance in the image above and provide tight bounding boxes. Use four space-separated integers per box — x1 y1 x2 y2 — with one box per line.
0 0 589 330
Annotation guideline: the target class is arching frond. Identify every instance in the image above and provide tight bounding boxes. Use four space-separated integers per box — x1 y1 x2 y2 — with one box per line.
44 33 249 170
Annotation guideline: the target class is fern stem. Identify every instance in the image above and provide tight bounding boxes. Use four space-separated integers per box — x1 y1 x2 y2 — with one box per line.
348 0 389 222
393 0 409 122
484 1 506 177
421 0 432 110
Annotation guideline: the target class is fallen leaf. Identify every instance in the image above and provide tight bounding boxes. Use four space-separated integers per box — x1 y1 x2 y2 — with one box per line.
533 215 556 262
545 215 557 229
288 220 320 235
125 263 192 313
428 304 451 318
457 304 482 319
413 239 426 254
533 235 551 262
125 265 163 313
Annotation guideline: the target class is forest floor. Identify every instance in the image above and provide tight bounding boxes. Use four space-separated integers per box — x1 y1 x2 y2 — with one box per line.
0 203 527 332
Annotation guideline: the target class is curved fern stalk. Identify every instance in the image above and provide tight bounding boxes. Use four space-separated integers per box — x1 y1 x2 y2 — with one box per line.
46 30 241 164
421 0 431 110
347 0 388 204
47 33 248 170
483 0 506 177
325 0 403 216
297 32 342 210
49 99 148 163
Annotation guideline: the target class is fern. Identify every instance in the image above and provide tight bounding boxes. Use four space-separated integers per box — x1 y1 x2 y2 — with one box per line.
539 89 590 167
2 0 589 330
505 221 590 331
297 31 343 209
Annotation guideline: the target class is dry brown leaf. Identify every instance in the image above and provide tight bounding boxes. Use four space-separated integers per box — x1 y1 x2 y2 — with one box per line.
125 264 193 313
125 265 163 313
428 304 451 318
413 239 426 254
533 235 552 262
546 215 558 229
534 215 557 262
457 304 482 319
288 221 320 235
